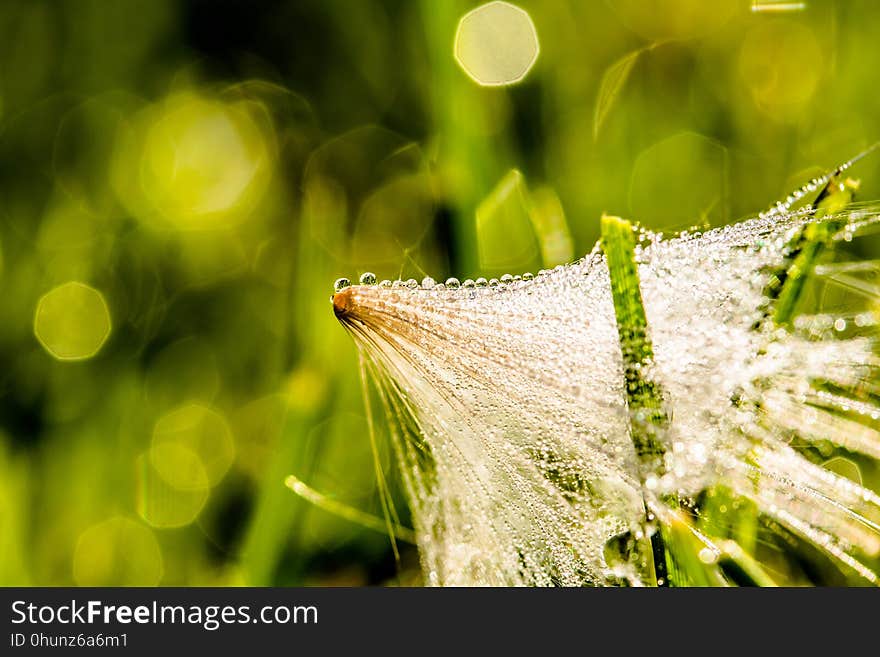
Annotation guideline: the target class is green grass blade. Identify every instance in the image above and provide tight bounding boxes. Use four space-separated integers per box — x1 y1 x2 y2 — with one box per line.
601 213 672 585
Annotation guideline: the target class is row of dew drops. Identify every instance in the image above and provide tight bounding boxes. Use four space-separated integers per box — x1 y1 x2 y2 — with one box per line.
333 270 557 294
330 224 666 295
330 227 664 295
331 146 879 297
759 142 880 221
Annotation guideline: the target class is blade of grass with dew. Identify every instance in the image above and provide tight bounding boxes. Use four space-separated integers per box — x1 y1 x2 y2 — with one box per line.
691 158 875 568
600 213 671 586
772 176 860 326
690 181 856 563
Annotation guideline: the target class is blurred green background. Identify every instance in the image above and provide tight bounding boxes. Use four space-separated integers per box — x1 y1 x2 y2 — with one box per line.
2 0 880 586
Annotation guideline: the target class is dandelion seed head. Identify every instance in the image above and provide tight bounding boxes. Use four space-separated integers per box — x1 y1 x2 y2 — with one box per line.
335 202 880 586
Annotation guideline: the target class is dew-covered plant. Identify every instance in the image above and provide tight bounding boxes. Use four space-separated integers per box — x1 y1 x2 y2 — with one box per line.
320 151 880 586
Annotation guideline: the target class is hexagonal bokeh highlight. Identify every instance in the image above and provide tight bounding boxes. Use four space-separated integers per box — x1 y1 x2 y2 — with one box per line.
34 281 112 361
112 92 272 231
151 402 235 487
823 456 863 486
739 20 822 118
629 132 726 230
136 442 210 529
73 517 162 586
455 1 539 86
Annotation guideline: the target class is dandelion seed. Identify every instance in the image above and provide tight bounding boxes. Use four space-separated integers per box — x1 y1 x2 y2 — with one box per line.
332 157 880 586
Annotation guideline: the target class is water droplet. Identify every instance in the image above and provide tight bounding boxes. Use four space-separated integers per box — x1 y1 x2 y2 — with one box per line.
463 279 476 288
475 277 488 287
405 278 418 289
379 279 392 288
359 272 377 285
445 277 461 289
500 274 514 284
421 276 436 289
698 548 717 564
333 278 350 293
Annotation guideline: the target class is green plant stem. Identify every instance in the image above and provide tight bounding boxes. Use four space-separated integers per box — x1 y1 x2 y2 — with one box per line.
601 215 668 465
285 474 416 544
773 176 857 325
601 214 670 586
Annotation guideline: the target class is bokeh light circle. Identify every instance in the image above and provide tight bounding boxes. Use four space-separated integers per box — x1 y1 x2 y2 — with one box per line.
73 517 162 585
136 442 210 529
151 402 234 486
739 20 822 117
34 281 112 361
114 92 272 230
454 1 539 86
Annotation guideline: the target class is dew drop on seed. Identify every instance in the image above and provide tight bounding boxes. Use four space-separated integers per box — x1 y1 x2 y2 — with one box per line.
333 278 350 293
359 272 377 285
